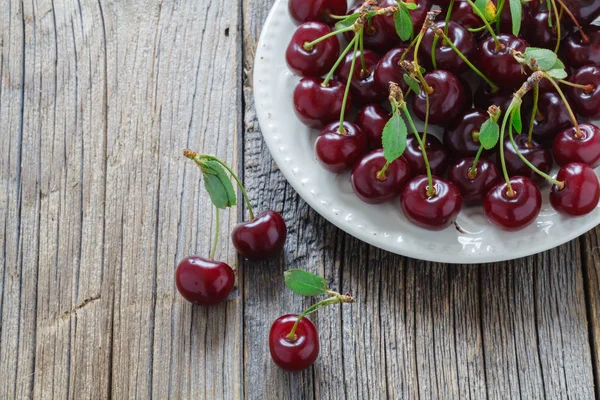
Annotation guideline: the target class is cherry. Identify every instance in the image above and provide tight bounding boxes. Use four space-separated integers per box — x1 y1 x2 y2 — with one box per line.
443 1 485 30
355 104 390 150
478 34 529 89
497 0 534 36
381 0 431 35
293 77 349 129
562 27 600 69
343 5 398 54
421 21 477 74
269 314 319 372
448 157 501 203
483 176 542 231
558 0 600 26
529 91 572 141
527 10 566 49
315 121 367 173
444 109 495 158
336 49 385 105
403 134 449 176
288 0 348 26
551 163 600 216
553 123 600 168
374 46 415 94
231 211 287 259
412 70 471 125
566 65 600 119
351 149 412 204
175 256 235 306
503 134 553 183
401 175 463 231
474 82 533 115
286 22 340 77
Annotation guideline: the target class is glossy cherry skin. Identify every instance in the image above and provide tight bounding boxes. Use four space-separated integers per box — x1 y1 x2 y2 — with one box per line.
315 121 367 173
553 123 600 168
403 134 449 176
343 5 398 54
412 70 470 125
474 82 533 116
421 21 477 74
443 1 485 30
444 109 495 158
351 150 412 204
567 65 600 119
562 27 600 68
175 256 235 306
559 0 600 26
269 314 319 372
551 163 600 216
448 157 501 203
527 11 566 48
503 134 553 183
401 176 463 231
288 0 348 25
286 22 340 77
231 211 287 259
355 104 390 149
374 46 415 94
483 176 542 231
529 91 572 141
337 49 385 105
478 34 528 89
293 77 349 129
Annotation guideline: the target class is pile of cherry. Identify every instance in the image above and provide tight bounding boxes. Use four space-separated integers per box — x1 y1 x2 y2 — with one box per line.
288 0 600 231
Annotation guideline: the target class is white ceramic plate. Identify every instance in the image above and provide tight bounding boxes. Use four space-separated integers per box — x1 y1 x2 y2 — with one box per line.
253 0 600 263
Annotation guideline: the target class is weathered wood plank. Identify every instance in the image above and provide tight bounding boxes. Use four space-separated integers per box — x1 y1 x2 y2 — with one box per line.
581 226 600 398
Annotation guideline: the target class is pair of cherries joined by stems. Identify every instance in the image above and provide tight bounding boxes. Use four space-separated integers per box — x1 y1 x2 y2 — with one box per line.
175 151 287 306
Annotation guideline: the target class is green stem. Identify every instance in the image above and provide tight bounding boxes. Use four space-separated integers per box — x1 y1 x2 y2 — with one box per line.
401 104 434 196
527 85 539 143
422 91 430 143
444 0 454 35
413 31 434 94
327 14 349 20
339 35 360 133
303 26 353 50
554 0 589 42
549 0 561 53
323 36 357 86
499 102 516 196
431 37 438 70
465 0 501 48
469 146 484 178
400 36 419 61
210 207 220 260
468 25 488 33
557 79 594 91
377 161 391 181
543 73 581 135
495 0 504 32
286 293 353 341
359 29 367 75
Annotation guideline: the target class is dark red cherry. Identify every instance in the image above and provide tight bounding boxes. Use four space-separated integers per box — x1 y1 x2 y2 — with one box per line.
474 82 533 115
443 1 485 30
231 211 287 259
374 46 415 94
558 0 600 26
448 157 501 203
286 22 340 77
497 0 534 36
553 123 600 168
529 91 572 141
566 65 600 119
269 314 319 372
562 27 600 68
403 134 449 176
288 0 348 25
421 21 477 74
175 256 235 306
550 163 600 216
351 150 412 204
478 34 528 89
315 121 367 172
444 109 495 158
526 10 566 48
343 4 399 53
483 176 542 231
337 49 385 105
293 77 350 129
355 104 390 149
371 0 431 47
401 175 463 231
412 70 471 125
503 134 553 183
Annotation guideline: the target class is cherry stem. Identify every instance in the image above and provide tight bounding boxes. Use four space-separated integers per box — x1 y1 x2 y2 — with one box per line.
468 25 488 33
327 13 350 20
434 28 499 92
543 73 582 136
377 162 390 181
303 26 353 51
554 0 589 42
558 79 594 92
401 104 435 197
422 91 430 143
465 0 501 49
499 102 516 197
495 0 504 32
527 85 539 144
469 146 484 178
444 0 454 35
210 207 220 260
323 35 357 87
549 0 561 53
400 36 419 61
339 34 360 134
413 30 434 95
359 29 367 75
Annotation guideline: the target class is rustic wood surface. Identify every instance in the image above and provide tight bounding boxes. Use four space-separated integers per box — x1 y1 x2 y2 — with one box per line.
0 0 599 399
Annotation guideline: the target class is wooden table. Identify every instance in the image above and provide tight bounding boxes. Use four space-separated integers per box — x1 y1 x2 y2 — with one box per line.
1 1 599 398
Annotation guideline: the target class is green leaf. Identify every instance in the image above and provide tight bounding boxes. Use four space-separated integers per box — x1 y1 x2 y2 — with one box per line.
546 68 568 79
335 13 360 30
403 73 420 93
382 114 408 163
546 0 553 27
284 270 328 297
200 160 237 209
509 0 522 36
524 47 558 71
473 0 487 13
393 6 413 41
511 102 523 134
401 1 418 10
551 58 565 70
478 119 500 150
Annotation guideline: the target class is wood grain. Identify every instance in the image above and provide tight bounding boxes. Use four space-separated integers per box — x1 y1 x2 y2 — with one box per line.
0 0 598 399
